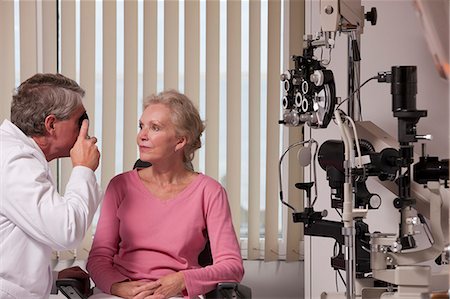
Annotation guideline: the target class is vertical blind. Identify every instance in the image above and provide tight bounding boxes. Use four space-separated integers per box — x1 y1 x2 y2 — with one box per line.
0 0 305 262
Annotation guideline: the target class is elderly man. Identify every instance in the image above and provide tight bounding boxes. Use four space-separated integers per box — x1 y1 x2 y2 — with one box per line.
0 73 102 298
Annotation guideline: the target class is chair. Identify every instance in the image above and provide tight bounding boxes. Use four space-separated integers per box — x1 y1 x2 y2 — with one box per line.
56 160 251 299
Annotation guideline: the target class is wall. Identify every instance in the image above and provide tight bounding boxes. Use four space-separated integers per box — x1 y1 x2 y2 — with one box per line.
242 260 304 299
304 0 449 298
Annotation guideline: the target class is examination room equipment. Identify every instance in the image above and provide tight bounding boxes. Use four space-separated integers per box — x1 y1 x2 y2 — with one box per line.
278 0 449 298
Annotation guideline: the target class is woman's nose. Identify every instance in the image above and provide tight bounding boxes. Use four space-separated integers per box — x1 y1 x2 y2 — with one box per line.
138 129 148 140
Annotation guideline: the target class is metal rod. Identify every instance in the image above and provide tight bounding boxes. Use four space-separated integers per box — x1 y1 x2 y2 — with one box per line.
343 227 356 299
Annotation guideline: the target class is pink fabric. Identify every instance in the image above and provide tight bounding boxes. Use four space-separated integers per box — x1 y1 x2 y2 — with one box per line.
87 170 244 298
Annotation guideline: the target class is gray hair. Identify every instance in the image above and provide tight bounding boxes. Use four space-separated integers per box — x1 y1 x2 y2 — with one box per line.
11 73 85 136
143 90 205 167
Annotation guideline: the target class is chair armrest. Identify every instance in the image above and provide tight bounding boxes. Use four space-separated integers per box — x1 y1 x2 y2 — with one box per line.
56 266 93 299
56 279 88 299
205 282 252 299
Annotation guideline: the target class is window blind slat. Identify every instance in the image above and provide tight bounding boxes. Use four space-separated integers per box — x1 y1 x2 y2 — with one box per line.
143 0 158 99
59 0 77 260
42 1 57 73
42 2 59 261
164 0 179 90
185 0 200 171
20 1 37 81
123 0 139 171
60 0 77 201
286 0 305 262
60 0 76 84
205 1 220 181
77 0 97 260
80 1 96 135
0 1 15 121
227 0 242 240
247 0 262 260
264 0 281 261
101 1 117 188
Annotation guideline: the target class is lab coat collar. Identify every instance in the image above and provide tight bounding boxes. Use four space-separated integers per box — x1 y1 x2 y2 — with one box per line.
1 119 47 162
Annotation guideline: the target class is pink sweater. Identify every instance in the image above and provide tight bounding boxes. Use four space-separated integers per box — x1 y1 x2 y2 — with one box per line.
87 170 244 297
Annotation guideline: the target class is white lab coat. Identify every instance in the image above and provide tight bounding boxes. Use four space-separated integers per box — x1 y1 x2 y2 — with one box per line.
0 119 102 299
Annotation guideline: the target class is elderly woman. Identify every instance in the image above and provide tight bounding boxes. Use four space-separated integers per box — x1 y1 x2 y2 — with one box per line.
87 90 244 299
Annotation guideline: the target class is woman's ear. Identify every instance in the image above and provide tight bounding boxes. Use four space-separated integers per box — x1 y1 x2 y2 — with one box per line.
175 136 187 152
44 115 57 135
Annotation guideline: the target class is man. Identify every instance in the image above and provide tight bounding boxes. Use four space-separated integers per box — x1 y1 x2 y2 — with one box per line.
0 73 102 298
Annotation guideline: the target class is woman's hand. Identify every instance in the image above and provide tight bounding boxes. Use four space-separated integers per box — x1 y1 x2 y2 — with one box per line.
110 280 162 299
152 272 186 298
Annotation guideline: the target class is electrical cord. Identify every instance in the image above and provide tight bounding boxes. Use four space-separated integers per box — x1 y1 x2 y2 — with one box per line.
319 46 333 66
350 31 362 121
278 140 314 211
418 213 434 245
333 242 346 290
337 269 346 288
335 76 378 111
278 138 319 210
344 115 363 168
309 140 319 207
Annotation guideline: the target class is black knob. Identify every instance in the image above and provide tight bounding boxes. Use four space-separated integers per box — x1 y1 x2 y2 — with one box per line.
393 198 402 209
365 7 377 26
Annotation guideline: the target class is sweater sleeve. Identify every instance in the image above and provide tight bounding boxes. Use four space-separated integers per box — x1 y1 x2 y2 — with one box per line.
181 185 244 297
86 180 129 293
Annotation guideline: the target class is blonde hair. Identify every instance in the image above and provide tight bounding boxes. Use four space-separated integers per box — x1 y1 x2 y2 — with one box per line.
143 90 205 167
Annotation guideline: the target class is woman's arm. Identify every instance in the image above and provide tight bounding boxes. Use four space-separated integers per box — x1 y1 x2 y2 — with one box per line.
86 180 129 293
181 184 244 297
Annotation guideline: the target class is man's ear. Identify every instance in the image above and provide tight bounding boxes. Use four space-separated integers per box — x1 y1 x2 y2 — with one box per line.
44 115 57 135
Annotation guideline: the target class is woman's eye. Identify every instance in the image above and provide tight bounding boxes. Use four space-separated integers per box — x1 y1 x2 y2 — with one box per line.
152 125 160 131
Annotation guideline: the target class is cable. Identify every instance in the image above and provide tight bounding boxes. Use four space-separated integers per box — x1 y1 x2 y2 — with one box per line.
335 76 378 111
319 47 333 66
309 139 319 207
278 140 313 211
418 214 433 245
351 31 362 121
335 208 342 218
344 115 363 168
337 269 347 288
333 243 341 290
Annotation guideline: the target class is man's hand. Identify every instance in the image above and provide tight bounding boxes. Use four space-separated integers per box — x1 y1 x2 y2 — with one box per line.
70 119 100 171
110 280 163 299
152 272 186 299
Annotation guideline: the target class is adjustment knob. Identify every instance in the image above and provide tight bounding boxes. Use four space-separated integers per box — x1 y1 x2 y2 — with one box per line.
365 7 377 26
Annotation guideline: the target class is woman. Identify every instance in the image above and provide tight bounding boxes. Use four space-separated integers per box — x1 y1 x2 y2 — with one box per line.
87 90 244 299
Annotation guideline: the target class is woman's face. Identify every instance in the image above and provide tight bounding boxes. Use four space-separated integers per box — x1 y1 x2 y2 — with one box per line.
137 103 183 163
